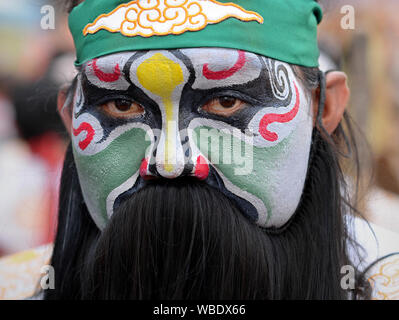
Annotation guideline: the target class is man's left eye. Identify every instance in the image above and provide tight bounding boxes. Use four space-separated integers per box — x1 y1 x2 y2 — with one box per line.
99 99 144 118
201 97 246 116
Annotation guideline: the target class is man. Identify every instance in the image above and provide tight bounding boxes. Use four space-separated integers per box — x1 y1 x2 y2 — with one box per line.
1 0 398 300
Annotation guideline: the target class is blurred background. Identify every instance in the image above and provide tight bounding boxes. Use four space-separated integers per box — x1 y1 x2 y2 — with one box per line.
0 0 398 256
0 0 74 256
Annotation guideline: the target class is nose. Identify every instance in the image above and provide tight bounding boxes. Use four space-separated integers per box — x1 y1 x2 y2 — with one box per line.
134 52 209 181
139 130 210 180
154 119 186 179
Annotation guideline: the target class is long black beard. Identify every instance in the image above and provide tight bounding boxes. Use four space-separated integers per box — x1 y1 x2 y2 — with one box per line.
44 129 371 300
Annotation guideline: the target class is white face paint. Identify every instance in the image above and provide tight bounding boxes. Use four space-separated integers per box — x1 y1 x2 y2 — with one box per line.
71 48 314 230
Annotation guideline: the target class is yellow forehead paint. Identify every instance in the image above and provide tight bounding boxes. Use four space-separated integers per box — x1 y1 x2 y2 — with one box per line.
137 53 184 172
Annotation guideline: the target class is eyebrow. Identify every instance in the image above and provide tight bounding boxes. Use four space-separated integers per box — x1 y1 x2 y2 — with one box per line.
188 57 265 92
80 59 134 93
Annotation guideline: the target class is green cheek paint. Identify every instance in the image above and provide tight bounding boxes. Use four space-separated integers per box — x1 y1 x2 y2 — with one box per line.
73 127 151 228
193 126 295 225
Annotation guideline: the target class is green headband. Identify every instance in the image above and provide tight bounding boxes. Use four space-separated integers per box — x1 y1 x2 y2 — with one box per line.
69 0 323 67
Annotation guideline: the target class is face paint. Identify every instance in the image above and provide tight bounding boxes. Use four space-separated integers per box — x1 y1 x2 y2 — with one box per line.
71 48 313 230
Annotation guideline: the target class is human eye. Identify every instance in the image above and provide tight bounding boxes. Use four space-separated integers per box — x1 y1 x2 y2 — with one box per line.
99 98 144 119
201 96 247 117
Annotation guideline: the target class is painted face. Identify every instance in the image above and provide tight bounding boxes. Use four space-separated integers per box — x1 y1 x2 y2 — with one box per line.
71 48 314 230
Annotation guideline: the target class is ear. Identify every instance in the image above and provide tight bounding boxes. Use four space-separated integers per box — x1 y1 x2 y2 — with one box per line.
313 71 350 134
57 85 73 134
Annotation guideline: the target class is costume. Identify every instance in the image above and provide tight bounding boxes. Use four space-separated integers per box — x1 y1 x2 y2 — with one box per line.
352 217 399 299
0 244 52 299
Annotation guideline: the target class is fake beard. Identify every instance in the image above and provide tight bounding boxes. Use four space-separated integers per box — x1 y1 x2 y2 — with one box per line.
81 177 271 299
45 130 371 300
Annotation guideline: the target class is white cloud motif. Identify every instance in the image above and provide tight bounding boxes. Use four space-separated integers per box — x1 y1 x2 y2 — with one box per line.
83 0 263 37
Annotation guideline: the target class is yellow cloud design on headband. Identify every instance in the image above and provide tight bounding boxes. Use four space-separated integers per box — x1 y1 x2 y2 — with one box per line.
83 0 263 37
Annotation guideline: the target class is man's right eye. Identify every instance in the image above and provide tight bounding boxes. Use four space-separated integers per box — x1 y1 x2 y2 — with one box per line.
100 99 144 119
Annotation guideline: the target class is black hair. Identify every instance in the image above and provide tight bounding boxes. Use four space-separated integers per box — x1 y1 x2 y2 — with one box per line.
65 0 83 12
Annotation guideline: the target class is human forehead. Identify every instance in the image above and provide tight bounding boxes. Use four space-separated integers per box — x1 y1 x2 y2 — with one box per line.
79 48 300 89
83 48 264 67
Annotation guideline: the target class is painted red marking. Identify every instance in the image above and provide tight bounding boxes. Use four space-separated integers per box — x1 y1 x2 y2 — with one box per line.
194 155 209 180
91 58 121 82
139 158 149 177
139 158 156 180
73 122 95 150
259 83 300 142
203 50 246 80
